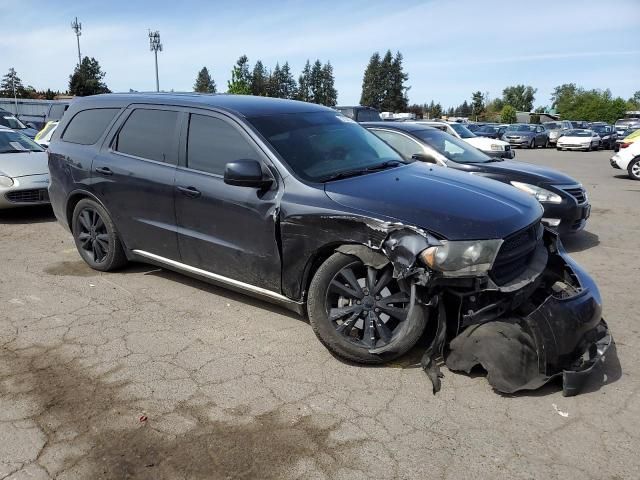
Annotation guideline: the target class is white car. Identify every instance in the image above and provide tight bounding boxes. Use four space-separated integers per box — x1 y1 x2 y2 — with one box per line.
416 121 515 159
610 141 640 180
556 129 601 151
34 121 59 148
0 126 50 208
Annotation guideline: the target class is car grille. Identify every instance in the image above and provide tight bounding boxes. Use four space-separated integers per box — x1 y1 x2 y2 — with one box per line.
491 222 542 286
5 189 49 203
560 186 587 205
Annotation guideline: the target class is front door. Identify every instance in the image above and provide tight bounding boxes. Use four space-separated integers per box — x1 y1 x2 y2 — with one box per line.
174 112 281 292
92 106 181 259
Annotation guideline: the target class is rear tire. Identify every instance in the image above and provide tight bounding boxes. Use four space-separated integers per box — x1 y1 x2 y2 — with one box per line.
628 158 640 181
72 198 128 272
307 252 424 364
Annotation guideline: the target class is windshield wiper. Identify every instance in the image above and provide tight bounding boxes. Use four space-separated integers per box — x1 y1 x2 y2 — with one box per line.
1 149 30 153
484 158 504 163
319 160 404 182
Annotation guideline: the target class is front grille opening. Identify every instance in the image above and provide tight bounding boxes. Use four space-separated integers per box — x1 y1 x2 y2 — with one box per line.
561 186 587 204
5 189 49 203
490 222 542 286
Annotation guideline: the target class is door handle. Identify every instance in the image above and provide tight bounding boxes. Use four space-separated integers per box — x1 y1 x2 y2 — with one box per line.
177 186 201 198
95 167 113 176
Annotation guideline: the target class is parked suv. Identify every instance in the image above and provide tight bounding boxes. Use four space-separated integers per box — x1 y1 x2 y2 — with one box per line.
543 120 573 146
48 94 610 395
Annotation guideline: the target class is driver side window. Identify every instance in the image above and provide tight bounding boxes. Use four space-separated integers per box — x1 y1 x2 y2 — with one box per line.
372 130 422 160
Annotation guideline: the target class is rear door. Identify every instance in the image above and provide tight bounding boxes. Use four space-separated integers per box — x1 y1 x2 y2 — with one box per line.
92 106 181 259
174 111 281 292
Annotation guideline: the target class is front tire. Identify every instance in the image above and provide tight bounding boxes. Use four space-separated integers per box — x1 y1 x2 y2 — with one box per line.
528 139 535 149
72 198 128 271
628 158 640 181
307 252 424 364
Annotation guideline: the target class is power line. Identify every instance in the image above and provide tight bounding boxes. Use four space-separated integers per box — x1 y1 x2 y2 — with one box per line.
148 30 163 92
71 17 82 67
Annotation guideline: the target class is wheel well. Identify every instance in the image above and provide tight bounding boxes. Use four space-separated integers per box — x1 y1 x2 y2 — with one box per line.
65 193 91 229
300 243 346 303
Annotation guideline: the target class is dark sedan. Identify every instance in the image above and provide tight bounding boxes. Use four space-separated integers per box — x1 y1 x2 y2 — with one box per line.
503 123 549 148
590 124 617 149
474 124 507 139
364 121 591 235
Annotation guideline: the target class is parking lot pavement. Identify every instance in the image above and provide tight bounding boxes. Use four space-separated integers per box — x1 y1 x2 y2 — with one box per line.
0 148 638 480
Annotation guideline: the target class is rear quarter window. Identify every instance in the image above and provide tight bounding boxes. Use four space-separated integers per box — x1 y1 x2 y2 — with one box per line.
61 108 119 145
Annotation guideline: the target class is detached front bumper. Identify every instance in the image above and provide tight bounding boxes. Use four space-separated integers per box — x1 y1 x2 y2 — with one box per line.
441 232 612 396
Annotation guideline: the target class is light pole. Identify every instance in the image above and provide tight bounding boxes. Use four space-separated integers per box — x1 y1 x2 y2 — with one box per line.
148 30 162 92
71 17 82 66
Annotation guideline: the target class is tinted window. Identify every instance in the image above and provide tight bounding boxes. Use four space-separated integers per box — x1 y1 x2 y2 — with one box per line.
115 109 178 163
356 109 381 122
187 114 259 175
62 108 119 145
249 112 403 182
449 123 475 138
336 108 354 119
372 130 423 160
48 104 68 120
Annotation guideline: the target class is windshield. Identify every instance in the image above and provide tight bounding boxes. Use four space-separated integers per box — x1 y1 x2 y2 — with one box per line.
565 129 591 137
1 115 27 130
448 122 475 138
477 125 499 134
0 130 44 153
248 112 404 182
506 124 536 132
413 128 493 164
591 125 608 133
543 122 562 130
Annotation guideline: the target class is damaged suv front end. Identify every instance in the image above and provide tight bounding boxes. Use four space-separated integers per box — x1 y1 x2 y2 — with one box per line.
381 222 610 396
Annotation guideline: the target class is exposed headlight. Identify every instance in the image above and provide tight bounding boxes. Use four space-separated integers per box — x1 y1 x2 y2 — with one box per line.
602 135 610 139
490 144 503 151
510 181 562 204
420 239 503 276
0 175 14 187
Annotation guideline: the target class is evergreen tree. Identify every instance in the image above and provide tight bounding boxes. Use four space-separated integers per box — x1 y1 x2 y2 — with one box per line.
360 52 382 109
0 68 26 98
227 55 251 95
460 100 471 117
250 60 268 96
268 63 283 97
280 62 298 100
309 60 324 104
378 50 394 111
297 60 312 102
193 66 216 93
386 51 409 112
68 57 110 96
471 91 485 119
320 62 337 106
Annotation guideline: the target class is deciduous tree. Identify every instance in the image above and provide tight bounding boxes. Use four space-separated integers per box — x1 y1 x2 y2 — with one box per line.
502 85 536 112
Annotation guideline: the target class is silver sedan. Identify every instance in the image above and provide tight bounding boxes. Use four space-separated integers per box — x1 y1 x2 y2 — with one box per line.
0 127 50 209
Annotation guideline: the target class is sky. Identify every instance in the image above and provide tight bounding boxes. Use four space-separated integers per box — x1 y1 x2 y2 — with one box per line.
1 0 639 109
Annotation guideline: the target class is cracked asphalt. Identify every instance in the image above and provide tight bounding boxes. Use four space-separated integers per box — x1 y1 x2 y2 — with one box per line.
1 148 638 479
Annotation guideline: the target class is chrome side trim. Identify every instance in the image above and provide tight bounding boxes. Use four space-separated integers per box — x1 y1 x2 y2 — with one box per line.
132 249 300 305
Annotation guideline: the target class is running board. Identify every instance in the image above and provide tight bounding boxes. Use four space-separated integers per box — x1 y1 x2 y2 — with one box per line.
131 249 303 312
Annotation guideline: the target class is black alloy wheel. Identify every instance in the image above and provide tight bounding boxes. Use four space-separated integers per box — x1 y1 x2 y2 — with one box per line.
72 198 128 271
326 260 410 349
307 253 424 364
76 207 110 263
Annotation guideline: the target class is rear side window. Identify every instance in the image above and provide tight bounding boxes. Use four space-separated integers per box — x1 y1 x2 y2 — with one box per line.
115 109 179 164
356 109 381 122
62 108 119 145
187 114 259 175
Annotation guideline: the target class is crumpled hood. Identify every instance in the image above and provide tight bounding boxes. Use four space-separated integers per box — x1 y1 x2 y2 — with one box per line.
478 160 578 185
0 151 49 178
324 162 542 240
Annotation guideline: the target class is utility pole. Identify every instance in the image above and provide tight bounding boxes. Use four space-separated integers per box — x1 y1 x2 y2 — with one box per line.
148 30 162 92
71 17 82 66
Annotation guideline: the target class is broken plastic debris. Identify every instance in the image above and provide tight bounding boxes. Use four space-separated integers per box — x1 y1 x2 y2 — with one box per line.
139 415 148 422
552 404 569 418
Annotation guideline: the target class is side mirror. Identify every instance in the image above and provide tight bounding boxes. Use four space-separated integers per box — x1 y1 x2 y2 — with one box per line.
224 159 272 188
411 152 439 165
